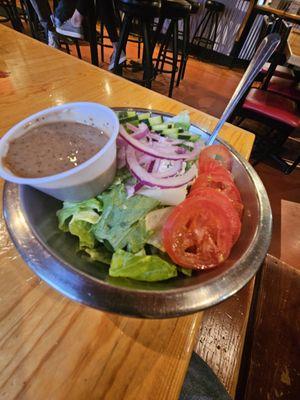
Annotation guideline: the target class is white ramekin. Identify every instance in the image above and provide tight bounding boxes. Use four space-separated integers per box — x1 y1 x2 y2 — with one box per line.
0 102 119 201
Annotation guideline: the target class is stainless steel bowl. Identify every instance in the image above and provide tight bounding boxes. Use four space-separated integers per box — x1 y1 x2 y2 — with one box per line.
3 109 272 318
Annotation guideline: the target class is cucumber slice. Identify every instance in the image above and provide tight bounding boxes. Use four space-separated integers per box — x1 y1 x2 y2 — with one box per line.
178 134 192 140
149 116 163 126
152 123 175 131
162 128 180 135
119 115 139 123
117 111 128 119
138 112 151 121
128 119 140 126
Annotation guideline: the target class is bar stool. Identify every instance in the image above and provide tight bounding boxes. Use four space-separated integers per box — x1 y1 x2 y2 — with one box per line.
113 0 162 89
191 0 224 50
176 0 201 85
155 0 192 97
0 0 23 31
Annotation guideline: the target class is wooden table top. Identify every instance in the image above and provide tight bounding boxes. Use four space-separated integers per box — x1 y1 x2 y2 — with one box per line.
286 29 300 67
0 24 255 400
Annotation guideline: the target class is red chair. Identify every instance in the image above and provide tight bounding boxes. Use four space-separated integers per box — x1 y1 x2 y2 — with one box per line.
231 87 300 173
261 63 294 80
255 17 294 85
265 76 300 102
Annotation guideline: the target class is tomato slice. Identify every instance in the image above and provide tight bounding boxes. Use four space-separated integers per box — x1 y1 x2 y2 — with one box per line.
198 144 232 171
190 173 243 218
198 158 233 178
162 196 234 270
189 188 241 243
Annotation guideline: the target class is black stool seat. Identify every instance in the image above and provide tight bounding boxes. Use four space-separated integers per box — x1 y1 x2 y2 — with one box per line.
186 0 201 14
162 0 191 18
119 0 161 17
206 0 224 13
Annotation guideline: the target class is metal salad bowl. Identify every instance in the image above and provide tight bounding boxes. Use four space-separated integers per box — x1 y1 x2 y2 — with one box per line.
3 109 272 318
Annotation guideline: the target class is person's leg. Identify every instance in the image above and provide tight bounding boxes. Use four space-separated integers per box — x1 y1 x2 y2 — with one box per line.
98 0 119 45
55 0 86 39
28 0 53 31
98 0 126 70
54 0 77 25
28 0 60 48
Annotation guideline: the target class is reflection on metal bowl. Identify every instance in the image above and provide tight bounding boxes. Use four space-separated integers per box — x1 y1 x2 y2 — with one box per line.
3 109 272 318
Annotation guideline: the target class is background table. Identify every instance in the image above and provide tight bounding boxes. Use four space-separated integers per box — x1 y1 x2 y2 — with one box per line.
0 24 255 399
286 29 300 67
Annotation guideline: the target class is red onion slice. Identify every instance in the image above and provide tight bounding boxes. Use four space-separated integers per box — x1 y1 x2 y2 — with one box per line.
131 123 150 140
126 123 139 132
120 125 201 160
152 160 183 178
126 147 197 188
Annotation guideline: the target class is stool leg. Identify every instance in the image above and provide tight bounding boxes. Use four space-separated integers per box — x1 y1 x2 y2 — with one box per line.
169 21 178 98
176 15 189 87
22 0 37 38
181 15 190 82
213 11 219 50
100 22 105 62
75 39 82 59
161 22 175 74
153 16 164 49
113 14 131 74
142 19 153 89
155 20 172 73
137 19 142 59
207 11 215 49
191 10 209 45
87 1 99 67
201 11 213 48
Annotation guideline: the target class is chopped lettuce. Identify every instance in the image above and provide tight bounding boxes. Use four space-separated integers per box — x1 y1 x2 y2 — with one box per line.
84 247 112 265
169 110 191 131
138 186 187 206
57 198 102 232
69 220 96 249
126 219 152 253
109 249 178 282
57 198 102 248
93 183 159 251
178 267 192 277
145 207 174 251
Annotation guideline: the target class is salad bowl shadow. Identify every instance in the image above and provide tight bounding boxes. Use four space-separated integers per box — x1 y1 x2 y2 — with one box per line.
3 109 272 318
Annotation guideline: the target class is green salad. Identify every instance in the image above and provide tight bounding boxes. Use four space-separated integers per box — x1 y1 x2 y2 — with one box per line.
57 111 203 282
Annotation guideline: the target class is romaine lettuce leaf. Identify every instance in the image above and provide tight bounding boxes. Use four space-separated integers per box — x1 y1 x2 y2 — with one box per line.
84 247 112 265
57 198 102 231
170 110 190 131
109 249 178 282
93 184 159 251
126 219 152 253
69 219 95 249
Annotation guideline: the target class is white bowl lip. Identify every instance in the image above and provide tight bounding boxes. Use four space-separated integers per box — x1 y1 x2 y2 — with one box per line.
0 102 120 185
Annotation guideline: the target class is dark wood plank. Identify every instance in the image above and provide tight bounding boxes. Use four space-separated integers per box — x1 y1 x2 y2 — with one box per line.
194 279 255 398
244 255 300 400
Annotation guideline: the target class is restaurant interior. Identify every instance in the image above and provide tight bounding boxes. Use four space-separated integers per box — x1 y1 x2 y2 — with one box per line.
0 0 299 399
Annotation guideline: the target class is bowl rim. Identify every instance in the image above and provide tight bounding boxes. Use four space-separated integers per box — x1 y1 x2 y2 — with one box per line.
0 102 119 185
2 108 272 318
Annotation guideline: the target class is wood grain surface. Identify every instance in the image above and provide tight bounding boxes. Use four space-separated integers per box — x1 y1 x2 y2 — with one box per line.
286 29 300 67
0 24 255 400
245 255 300 400
194 279 255 398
